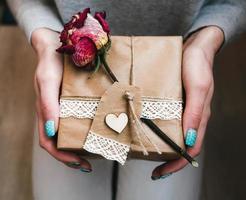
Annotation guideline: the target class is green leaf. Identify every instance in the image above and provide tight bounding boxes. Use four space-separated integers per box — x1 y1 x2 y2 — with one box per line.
104 39 111 51
87 55 101 79
93 54 101 73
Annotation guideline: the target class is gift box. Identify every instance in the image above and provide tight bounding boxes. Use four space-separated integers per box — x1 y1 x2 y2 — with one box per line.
58 36 184 164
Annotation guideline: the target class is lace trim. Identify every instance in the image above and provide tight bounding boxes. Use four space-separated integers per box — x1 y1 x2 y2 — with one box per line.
60 97 182 120
141 97 182 120
83 131 130 165
60 98 100 119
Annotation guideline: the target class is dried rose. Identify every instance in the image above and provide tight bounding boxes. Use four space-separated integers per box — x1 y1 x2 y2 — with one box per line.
56 8 110 69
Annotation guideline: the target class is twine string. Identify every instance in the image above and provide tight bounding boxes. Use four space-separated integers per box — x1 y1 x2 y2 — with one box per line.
124 91 162 155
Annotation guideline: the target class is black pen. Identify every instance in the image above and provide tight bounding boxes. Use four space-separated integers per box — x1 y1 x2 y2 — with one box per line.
140 118 199 168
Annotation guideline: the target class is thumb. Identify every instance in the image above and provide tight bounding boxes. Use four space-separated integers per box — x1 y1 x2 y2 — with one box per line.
182 45 213 147
182 79 210 147
39 77 61 137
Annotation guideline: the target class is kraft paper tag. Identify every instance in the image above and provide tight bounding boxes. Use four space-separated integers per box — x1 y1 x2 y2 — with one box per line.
89 82 142 146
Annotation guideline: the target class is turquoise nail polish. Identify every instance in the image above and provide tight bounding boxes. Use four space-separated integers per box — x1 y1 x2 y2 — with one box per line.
45 120 55 137
151 173 173 181
80 168 92 173
185 128 197 147
67 162 81 168
160 173 173 179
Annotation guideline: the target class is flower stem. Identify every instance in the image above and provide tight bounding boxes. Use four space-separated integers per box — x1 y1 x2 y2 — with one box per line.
100 54 118 82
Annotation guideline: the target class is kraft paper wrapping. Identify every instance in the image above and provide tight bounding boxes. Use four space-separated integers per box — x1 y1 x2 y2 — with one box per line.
58 36 184 161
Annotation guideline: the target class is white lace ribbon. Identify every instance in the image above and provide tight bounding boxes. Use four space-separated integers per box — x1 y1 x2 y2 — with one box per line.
83 131 130 165
60 97 182 164
59 97 182 120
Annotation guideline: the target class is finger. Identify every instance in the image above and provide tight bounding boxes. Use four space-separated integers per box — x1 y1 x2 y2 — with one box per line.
151 111 208 180
152 84 214 180
190 82 213 150
36 100 92 171
152 116 206 179
36 59 63 137
182 51 212 147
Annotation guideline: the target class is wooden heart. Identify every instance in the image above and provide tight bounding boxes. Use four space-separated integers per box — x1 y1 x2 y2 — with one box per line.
105 113 128 133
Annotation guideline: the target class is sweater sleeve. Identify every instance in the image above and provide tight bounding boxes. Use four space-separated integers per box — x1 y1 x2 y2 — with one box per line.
184 0 246 46
7 0 63 43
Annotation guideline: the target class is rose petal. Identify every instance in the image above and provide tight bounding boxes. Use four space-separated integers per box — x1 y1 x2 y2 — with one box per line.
73 8 91 28
95 11 106 19
94 11 110 33
70 14 109 49
56 44 75 54
72 37 97 67
64 20 74 30
60 29 68 43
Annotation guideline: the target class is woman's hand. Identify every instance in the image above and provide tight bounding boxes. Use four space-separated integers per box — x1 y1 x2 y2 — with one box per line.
32 28 92 172
152 26 224 179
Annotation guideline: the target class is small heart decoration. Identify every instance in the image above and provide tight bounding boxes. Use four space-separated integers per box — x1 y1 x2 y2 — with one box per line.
105 113 128 133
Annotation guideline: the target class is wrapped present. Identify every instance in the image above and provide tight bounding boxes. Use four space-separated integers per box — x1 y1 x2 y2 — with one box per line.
58 35 184 165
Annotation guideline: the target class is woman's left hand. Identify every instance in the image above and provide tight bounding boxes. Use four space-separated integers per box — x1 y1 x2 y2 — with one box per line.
152 26 224 180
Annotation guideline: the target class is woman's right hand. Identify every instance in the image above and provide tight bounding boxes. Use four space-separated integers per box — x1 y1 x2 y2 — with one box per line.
31 28 92 172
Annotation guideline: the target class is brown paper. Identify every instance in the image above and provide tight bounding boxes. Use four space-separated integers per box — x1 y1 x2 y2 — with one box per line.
58 36 184 161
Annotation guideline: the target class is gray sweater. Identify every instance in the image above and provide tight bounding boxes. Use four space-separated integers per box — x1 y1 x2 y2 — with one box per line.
7 0 246 45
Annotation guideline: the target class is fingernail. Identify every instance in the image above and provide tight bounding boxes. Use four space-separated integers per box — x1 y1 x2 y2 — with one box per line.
151 175 160 181
67 162 81 168
160 173 173 179
80 167 92 173
151 173 173 181
45 120 55 137
185 128 197 147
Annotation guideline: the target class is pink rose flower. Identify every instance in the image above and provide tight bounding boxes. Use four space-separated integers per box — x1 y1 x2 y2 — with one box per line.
56 8 110 68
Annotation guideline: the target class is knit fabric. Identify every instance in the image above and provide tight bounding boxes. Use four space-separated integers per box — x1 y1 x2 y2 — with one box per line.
7 0 246 45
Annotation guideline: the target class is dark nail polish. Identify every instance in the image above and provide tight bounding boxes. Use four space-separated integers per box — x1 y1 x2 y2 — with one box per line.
151 172 172 181
67 162 81 168
160 173 173 179
80 168 92 173
151 175 160 180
